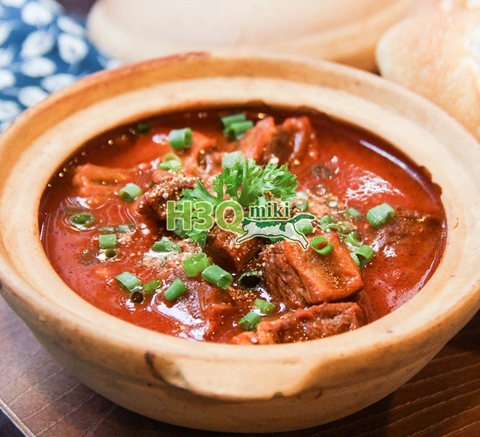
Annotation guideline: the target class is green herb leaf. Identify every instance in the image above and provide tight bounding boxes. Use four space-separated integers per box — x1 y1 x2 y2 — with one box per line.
175 155 299 245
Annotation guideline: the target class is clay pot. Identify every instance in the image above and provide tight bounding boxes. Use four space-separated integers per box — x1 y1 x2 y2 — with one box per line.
0 54 479 433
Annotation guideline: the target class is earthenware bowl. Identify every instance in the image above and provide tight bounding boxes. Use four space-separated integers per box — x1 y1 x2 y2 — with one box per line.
86 0 413 70
0 53 479 433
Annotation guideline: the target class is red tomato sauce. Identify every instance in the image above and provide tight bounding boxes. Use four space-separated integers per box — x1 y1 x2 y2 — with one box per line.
39 106 446 343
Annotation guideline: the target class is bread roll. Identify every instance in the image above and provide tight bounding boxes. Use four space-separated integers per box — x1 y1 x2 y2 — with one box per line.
376 5 480 141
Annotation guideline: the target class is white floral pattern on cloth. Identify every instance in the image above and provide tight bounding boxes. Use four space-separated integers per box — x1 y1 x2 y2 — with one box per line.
0 0 116 131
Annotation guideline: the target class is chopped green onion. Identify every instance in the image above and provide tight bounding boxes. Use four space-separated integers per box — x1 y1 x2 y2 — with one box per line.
104 248 118 259
345 207 362 219
366 203 395 228
223 120 254 140
292 192 309 211
151 237 182 253
201 264 233 290
311 236 334 256
143 278 161 294
168 127 193 150
254 298 276 315
100 226 115 233
183 253 211 277
117 224 133 233
322 222 345 233
158 152 183 171
115 272 141 292
68 212 96 229
296 220 314 235
351 245 375 267
158 160 182 172
344 232 361 248
222 151 246 168
318 215 334 229
221 112 246 128
135 121 151 134
238 311 262 331
238 271 262 289
164 278 187 302
119 183 143 202
99 233 116 249
129 287 145 304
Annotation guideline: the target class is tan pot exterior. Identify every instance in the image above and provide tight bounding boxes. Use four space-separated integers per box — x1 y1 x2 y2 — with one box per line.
86 0 413 71
0 53 479 433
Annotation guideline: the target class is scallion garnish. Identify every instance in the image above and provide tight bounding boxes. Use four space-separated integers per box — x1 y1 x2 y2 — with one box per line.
143 278 161 294
201 264 233 290
311 236 334 256
238 311 262 331
119 183 143 202
292 192 309 211
104 248 118 259
68 212 96 229
366 203 395 228
221 151 246 168
344 232 361 248
238 271 262 289
254 298 276 315
223 120 254 140
135 121 151 134
345 207 362 219
117 224 133 233
151 237 181 253
115 271 141 292
168 128 193 150
99 233 116 249
221 113 246 128
164 278 187 302
296 220 314 235
351 245 375 267
129 287 145 304
318 215 334 229
159 152 183 172
182 253 211 277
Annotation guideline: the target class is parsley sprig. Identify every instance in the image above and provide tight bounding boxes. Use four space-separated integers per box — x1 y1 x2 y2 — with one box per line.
175 152 299 246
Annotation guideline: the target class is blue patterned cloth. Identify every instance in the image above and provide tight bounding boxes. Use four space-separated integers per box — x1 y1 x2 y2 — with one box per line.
0 0 115 131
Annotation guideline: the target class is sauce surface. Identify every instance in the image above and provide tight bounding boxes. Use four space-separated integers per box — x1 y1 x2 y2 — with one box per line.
39 106 446 344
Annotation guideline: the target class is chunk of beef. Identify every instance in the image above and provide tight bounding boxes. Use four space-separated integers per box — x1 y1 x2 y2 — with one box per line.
238 117 277 162
238 116 312 165
260 232 363 308
364 207 445 247
72 163 136 206
137 170 196 220
180 132 219 177
204 226 263 271
231 302 366 344
143 246 236 341
198 285 237 342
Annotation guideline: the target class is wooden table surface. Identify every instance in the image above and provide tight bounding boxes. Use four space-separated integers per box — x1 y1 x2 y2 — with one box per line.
0 295 479 437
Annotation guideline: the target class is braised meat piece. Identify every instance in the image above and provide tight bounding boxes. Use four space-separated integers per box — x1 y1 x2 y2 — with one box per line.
204 226 263 271
72 163 136 206
198 285 237 342
180 132 219 177
231 302 366 345
137 170 196 220
260 232 363 308
238 116 312 165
